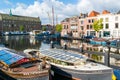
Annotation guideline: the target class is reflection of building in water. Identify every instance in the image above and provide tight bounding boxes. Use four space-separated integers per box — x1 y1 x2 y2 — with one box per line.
5 36 9 41
83 43 104 62
3 36 41 51
82 43 103 51
29 36 38 45
61 40 81 48
61 40 119 66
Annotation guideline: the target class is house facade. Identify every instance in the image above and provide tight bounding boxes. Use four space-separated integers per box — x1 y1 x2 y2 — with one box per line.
0 12 41 33
61 10 120 39
97 11 120 38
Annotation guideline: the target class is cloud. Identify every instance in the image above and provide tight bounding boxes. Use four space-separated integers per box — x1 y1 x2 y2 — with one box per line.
76 0 120 13
1 0 120 24
4 0 12 5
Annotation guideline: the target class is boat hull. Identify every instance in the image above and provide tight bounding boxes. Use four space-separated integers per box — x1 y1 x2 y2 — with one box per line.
51 64 112 80
0 69 49 80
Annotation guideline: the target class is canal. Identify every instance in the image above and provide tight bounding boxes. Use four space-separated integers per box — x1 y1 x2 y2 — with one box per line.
1 35 120 67
0 35 120 80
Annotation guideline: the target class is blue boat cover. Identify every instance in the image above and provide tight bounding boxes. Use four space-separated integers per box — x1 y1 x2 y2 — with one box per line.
114 69 120 80
0 50 24 65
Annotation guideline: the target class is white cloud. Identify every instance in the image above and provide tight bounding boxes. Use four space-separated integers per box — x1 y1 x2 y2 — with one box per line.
4 0 12 5
1 0 120 24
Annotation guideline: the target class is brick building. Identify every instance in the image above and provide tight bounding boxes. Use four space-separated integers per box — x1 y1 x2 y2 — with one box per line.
0 12 41 33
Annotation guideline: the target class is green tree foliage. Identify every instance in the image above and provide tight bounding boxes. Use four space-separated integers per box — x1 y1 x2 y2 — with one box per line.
93 19 103 37
19 25 24 31
55 24 62 32
93 19 103 32
42 26 47 31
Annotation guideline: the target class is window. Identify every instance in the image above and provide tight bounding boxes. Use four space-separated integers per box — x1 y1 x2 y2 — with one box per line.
105 23 109 29
67 25 68 29
87 25 89 29
90 25 92 29
90 31 95 36
102 24 103 27
71 24 77 26
105 18 109 22
87 31 89 36
92 19 94 23
81 21 84 24
64 25 66 29
115 23 119 28
81 26 84 30
88 20 91 23
103 31 110 37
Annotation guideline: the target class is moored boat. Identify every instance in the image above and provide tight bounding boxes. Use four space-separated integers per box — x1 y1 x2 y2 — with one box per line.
39 49 113 80
0 47 50 80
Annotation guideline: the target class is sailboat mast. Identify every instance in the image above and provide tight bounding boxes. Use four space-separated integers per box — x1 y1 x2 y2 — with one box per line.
56 14 58 25
52 6 55 27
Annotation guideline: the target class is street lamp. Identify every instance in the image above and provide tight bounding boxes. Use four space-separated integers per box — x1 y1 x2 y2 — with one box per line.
80 28 84 53
105 40 111 67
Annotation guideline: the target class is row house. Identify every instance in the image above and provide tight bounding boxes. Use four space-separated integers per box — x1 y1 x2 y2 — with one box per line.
69 16 79 37
97 11 120 38
61 18 70 36
61 10 120 39
61 13 87 38
84 11 99 36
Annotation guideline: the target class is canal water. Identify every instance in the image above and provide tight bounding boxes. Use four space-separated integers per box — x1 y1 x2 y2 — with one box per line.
1 35 120 67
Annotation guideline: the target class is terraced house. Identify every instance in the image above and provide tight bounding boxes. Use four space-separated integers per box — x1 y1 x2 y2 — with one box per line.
0 11 41 33
61 10 120 39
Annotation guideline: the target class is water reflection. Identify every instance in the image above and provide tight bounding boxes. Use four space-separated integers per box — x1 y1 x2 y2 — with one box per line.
1 35 120 67
2 35 41 51
61 40 104 62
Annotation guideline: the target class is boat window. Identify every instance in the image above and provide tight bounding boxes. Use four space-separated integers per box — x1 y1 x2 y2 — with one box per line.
40 49 87 65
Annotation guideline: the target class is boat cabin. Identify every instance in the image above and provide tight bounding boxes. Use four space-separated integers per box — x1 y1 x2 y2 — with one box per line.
40 49 88 66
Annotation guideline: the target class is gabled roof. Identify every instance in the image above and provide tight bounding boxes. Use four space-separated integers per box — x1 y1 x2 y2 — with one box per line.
117 10 120 14
61 18 69 22
102 10 110 14
88 11 100 17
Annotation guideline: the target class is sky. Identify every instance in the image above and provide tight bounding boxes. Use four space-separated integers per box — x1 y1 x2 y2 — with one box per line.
0 0 120 24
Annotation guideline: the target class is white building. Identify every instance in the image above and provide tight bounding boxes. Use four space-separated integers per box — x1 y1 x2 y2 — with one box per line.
97 11 120 39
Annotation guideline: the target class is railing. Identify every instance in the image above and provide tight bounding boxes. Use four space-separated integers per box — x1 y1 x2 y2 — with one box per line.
67 47 120 69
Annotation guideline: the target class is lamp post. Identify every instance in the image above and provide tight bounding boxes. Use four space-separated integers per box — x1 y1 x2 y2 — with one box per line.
81 29 84 53
105 40 111 67
116 39 120 54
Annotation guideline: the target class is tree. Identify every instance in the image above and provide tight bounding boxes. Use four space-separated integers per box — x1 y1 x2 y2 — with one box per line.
55 24 62 32
93 19 103 37
19 25 24 32
42 26 47 31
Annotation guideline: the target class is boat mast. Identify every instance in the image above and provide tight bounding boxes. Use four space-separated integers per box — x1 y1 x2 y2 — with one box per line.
52 6 55 28
56 14 58 25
